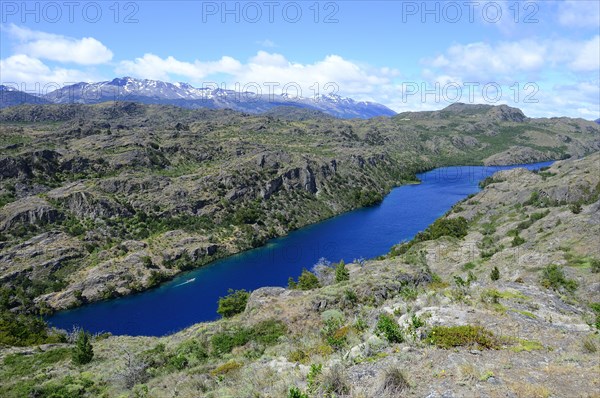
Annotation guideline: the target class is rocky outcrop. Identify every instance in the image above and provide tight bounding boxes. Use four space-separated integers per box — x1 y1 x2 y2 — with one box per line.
0 196 62 231
483 146 554 166
47 183 132 219
0 232 83 282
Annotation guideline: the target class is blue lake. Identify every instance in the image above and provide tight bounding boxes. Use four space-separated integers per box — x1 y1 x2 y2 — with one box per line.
48 161 553 336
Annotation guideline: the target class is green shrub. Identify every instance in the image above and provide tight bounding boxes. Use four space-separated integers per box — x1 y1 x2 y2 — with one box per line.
288 349 308 363
233 206 264 224
375 314 403 343
570 203 582 214
0 311 62 347
590 303 600 330
591 258 600 273
211 319 286 355
211 361 242 376
289 269 320 290
490 266 500 281
217 289 249 318
353 189 383 207
288 387 309 398
511 235 526 247
541 264 578 292
335 260 349 283
427 325 498 349
72 330 94 365
147 271 169 288
321 317 348 350
390 217 469 256
307 363 323 394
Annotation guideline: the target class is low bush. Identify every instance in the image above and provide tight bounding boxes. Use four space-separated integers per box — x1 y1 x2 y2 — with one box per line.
590 303 600 330
288 387 309 398
490 266 500 281
217 289 249 318
540 264 578 292
512 235 526 247
390 217 469 256
211 319 286 355
288 269 320 290
210 361 242 376
0 311 63 347
427 325 498 349
321 317 348 350
375 314 403 343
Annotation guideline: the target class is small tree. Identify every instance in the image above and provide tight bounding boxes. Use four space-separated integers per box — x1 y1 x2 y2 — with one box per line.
335 260 349 283
217 289 249 318
490 266 500 281
72 330 94 365
297 269 320 290
375 314 404 343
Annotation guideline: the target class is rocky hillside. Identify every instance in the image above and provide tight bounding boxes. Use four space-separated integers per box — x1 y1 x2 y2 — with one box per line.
1 152 598 397
0 102 599 316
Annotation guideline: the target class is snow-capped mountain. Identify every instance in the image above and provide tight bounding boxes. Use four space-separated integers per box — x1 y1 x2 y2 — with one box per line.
0 85 51 108
34 77 395 119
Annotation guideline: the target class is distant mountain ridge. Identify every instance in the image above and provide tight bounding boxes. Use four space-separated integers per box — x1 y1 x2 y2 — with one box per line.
0 77 396 119
0 85 51 108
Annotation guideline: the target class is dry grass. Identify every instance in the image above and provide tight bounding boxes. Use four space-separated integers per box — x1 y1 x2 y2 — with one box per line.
372 366 410 398
509 382 551 398
456 363 479 384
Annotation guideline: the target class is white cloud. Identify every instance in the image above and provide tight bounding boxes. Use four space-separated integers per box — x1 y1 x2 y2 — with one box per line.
425 36 600 83
568 35 600 72
116 53 242 81
558 0 600 28
427 40 547 82
116 51 400 98
4 24 113 65
0 54 100 90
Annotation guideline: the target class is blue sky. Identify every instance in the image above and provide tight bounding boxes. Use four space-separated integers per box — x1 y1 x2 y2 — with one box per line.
1 0 599 118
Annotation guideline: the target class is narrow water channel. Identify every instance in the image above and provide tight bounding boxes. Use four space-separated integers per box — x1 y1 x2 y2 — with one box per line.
48 161 553 336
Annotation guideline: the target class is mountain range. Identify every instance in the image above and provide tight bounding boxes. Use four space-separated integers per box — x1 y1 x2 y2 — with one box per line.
0 77 396 119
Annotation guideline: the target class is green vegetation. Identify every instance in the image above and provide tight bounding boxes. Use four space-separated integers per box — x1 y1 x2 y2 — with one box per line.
390 217 468 256
72 330 94 365
0 348 104 398
375 314 404 343
540 264 578 292
352 189 383 207
321 314 348 350
511 234 525 247
217 289 250 318
288 387 309 398
427 325 498 349
335 260 350 283
0 311 63 346
490 266 500 281
211 319 286 356
288 269 320 290
590 303 600 330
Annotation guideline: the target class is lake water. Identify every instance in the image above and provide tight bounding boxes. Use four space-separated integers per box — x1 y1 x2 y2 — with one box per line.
47 161 553 336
